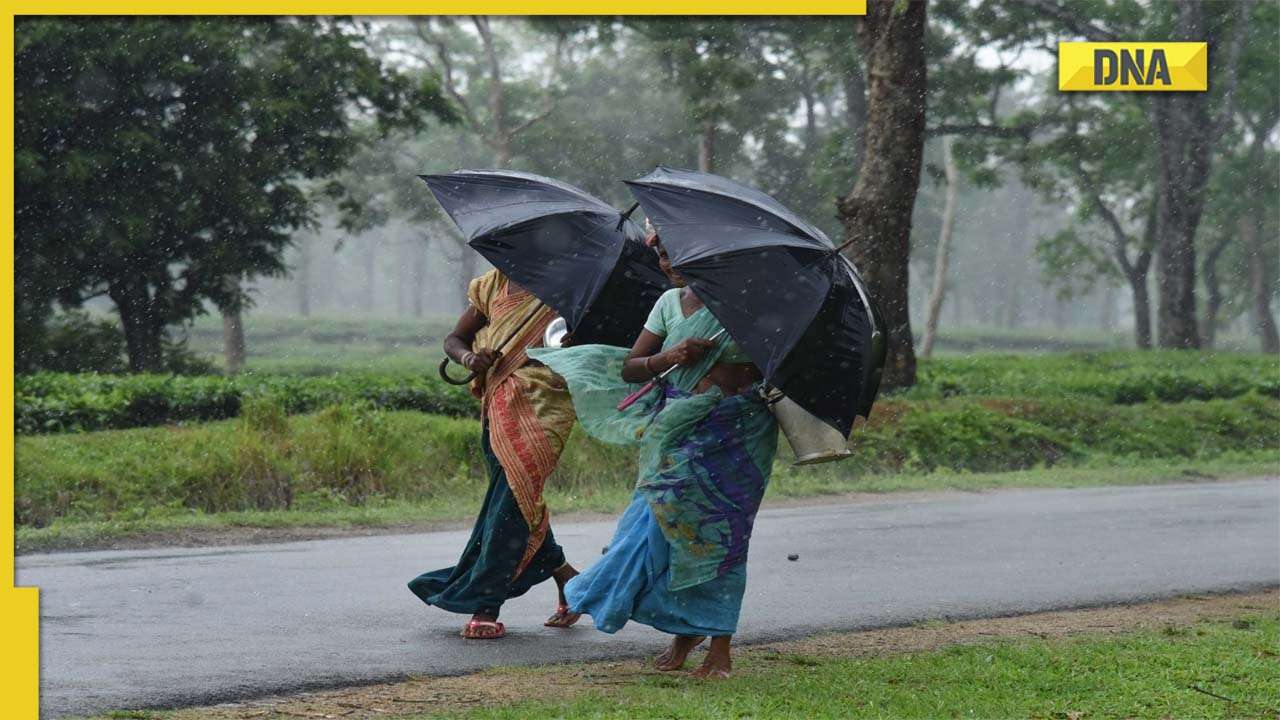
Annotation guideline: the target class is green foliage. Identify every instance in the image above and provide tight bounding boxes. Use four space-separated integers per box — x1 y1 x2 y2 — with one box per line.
20 351 1277 436
15 371 474 435
19 311 217 376
21 311 128 374
449 614 1280 719
15 393 1278 532
910 351 1280 405
14 17 453 371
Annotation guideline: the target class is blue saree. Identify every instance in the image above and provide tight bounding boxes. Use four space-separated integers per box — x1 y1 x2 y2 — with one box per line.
528 289 778 635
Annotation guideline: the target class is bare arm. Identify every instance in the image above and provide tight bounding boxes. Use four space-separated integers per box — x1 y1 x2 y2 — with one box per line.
621 330 715 384
443 306 499 374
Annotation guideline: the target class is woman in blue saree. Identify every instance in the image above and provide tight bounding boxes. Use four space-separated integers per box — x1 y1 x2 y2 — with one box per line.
529 235 778 678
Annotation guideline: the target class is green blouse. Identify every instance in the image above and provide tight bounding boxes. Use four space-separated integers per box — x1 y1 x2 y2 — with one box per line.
643 288 752 365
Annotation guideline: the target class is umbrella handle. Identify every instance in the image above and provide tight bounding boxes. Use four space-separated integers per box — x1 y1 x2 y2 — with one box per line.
616 380 658 411
438 357 478 386
616 202 640 232
617 327 728 410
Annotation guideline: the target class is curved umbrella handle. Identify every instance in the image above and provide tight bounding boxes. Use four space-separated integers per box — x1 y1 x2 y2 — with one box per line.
438 357 477 386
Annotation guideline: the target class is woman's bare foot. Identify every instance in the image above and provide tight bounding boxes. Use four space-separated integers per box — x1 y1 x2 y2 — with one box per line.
690 636 732 678
544 563 581 628
461 613 504 639
654 634 705 670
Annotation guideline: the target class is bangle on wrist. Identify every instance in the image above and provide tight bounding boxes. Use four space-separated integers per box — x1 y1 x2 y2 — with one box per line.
643 355 657 377
461 351 476 368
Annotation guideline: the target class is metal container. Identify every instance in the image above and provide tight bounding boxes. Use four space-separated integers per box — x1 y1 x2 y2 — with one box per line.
542 316 569 348
764 389 853 466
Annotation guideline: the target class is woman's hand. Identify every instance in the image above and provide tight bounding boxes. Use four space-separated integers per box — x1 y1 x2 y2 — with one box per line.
660 338 715 367
465 348 501 373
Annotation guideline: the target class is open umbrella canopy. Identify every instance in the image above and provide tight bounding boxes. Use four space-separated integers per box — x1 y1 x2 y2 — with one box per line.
421 170 668 347
625 166 885 436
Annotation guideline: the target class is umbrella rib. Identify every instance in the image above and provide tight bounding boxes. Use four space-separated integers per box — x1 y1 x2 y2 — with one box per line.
449 199 613 218
461 207 621 241
628 181 832 246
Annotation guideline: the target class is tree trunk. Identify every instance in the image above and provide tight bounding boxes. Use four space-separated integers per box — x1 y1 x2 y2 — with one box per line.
110 282 165 373
698 118 716 173
363 241 376 314
843 48 868 177
296 238 311 318
1127 269 1153 350
412 240 426 318
1243 207 1280 353
919 136 958 359
1150 1 1218 349
395 240 408 317
492 135 513 169
1100 284 1115 333
836 0 928 390
220 275 246 375
1199 233 1231 348
222 309 246 375
1002 277 1019 328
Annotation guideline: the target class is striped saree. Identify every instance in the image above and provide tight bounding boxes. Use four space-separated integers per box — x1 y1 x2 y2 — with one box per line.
407 270 575 616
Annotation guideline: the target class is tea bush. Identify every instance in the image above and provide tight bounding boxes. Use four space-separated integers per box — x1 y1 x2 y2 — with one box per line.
15 393 1277 530
16 371 475 434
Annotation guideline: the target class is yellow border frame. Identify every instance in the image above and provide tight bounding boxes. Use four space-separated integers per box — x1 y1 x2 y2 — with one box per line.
1 4 864 718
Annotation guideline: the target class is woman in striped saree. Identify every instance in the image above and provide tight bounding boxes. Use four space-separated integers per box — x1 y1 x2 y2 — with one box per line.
408 269 581 639
529 236 778 677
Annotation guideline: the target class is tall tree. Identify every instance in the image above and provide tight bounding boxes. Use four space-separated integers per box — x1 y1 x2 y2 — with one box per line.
1009 91 1159 348
919 136 959 358
630 19 763 173
15 17 452 371
837 0 929 390
982 0 1256 349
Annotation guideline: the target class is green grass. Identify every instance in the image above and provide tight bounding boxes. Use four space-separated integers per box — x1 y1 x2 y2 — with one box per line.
19 393 1278 525
16 350 1280 552
907 350 1279 404
22 350 1278 435
16 369 474 434
429 613 1280 719
17 397 1278 553
184 314 454 375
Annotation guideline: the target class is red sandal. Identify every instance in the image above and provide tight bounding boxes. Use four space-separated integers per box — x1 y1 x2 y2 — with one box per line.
461 619 505 639
544 602 581 628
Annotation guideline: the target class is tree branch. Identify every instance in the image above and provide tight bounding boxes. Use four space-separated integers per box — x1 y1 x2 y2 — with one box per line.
510 28 568 138
1209 0 1257 141
472 16 505 138
411 18 481 130
927 123 1034 140
1068 154 1135 276
1023 0 1120 42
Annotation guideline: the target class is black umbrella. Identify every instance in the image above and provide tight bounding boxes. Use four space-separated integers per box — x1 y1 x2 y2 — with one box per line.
420 169 669 347
624 166 886 436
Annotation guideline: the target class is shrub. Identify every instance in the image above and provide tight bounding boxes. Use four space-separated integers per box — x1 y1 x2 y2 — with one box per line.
16 371 474 434
910 351 1279 405
15 394 1279 531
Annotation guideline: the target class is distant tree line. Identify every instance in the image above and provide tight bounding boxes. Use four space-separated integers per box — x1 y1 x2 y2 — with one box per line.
14 3 1279 384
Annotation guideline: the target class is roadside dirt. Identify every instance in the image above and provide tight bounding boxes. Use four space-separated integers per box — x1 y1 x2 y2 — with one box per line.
151 589 1279 720
21 490 965 555
27 475 1275 556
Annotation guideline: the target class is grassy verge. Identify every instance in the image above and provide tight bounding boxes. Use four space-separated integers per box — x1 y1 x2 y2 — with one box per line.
440 614 1280 719
106 591 1280 720
18 391 1279 551
18 445 1277 553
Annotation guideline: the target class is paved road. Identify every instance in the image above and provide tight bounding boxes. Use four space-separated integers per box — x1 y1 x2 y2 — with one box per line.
19 478 1279 717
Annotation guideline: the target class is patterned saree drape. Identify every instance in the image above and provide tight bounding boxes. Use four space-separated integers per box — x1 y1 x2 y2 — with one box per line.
468 270 576 577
